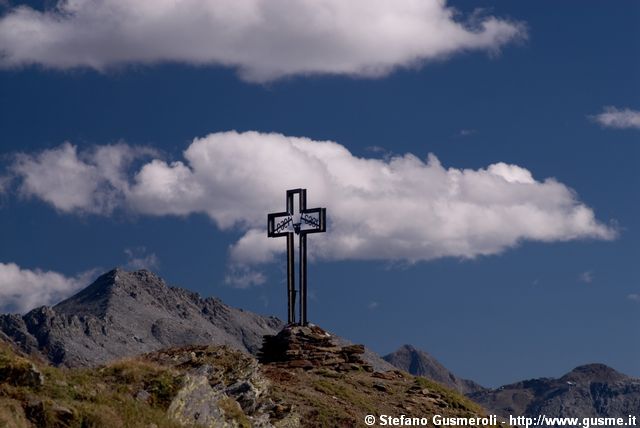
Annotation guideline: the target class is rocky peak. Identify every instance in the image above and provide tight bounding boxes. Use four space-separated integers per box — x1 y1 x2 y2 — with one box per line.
0 268 283 367
53 268 169 318
388 344 428 367
561 363 627 384
470 363 640 420
383 343 485 394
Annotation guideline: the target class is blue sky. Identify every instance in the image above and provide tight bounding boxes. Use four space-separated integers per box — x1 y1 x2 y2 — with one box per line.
0 0 638 387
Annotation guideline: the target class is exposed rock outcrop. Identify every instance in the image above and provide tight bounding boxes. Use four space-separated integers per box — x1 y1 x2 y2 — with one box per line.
146 345 275 427
0 339 492 428
259 324 373 373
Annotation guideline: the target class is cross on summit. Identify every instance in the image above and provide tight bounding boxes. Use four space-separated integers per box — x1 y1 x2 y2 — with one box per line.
267 189 326 326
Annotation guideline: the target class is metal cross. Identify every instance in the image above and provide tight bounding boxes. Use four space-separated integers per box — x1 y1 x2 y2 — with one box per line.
267 189 326 326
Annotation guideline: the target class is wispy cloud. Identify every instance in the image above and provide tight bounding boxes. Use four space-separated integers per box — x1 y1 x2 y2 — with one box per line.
0 0 525 82
591 106 640 130
579 271 594 284
456 129 478 137
224 266 266 289
5 131 616 270
0 174 10 194
368 301 380 310
365 146 388 154
0 262 97 313
627 293 640 303
124 247 160 271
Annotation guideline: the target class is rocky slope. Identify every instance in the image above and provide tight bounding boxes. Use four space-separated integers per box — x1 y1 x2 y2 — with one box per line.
0 326 492 428
469 364 640 420
0 268 393 372
383 344 484 394
0 269 282 367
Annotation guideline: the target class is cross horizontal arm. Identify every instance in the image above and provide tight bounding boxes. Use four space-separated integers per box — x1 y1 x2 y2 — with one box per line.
298 207 326 234
267 212 293 237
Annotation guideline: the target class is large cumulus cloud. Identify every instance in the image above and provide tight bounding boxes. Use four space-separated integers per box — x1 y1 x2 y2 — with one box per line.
0 0 525 81
6 131 616 266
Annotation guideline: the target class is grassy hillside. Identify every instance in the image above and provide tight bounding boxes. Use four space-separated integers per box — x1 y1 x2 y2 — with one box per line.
0 338 491 427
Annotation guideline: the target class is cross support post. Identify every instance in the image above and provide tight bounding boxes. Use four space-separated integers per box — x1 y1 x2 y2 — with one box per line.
267 189 326 326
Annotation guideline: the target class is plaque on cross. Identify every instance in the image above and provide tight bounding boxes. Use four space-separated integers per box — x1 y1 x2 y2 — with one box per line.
267 189 326 326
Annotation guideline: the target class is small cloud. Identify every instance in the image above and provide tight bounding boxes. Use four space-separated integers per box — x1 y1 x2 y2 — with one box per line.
627 293 640 302
366 146 387 154
364 145 393 161
368 301 379 310
124 247 160 271
590 106 640 130
579 271 594 284
224 266 266 289
456 129 478 137
259 294 269 308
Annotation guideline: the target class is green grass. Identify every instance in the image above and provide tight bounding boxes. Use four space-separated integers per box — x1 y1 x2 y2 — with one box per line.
0 342 184 428
218 396 251 428
0 339 495 428
414 376 486 415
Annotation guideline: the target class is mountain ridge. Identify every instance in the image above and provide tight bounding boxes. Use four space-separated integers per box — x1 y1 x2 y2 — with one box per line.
384 343 640 422
383 343 485 394
0 268 394 372
3 267 638 424
0 268 283 367
469 362 640 419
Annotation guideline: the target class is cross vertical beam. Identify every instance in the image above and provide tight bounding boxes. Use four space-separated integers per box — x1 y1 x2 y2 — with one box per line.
286 233 295 324
267 188 326 326
299 233 307 325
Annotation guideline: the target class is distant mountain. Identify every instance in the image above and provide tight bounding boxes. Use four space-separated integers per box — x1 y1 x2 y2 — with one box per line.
383 344 485 394
0 268 393 371
385 345 640 419
469 364 640 420
0 269 283 367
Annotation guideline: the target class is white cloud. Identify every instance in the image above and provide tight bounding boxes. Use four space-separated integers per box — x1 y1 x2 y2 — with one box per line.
591 107 640 130
224 266 266 288
456 129 477 137
0 262 96 313
0 0 525 82
7 131 616 266
124 247 160 270
11 142 154 214
579 271 593 284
